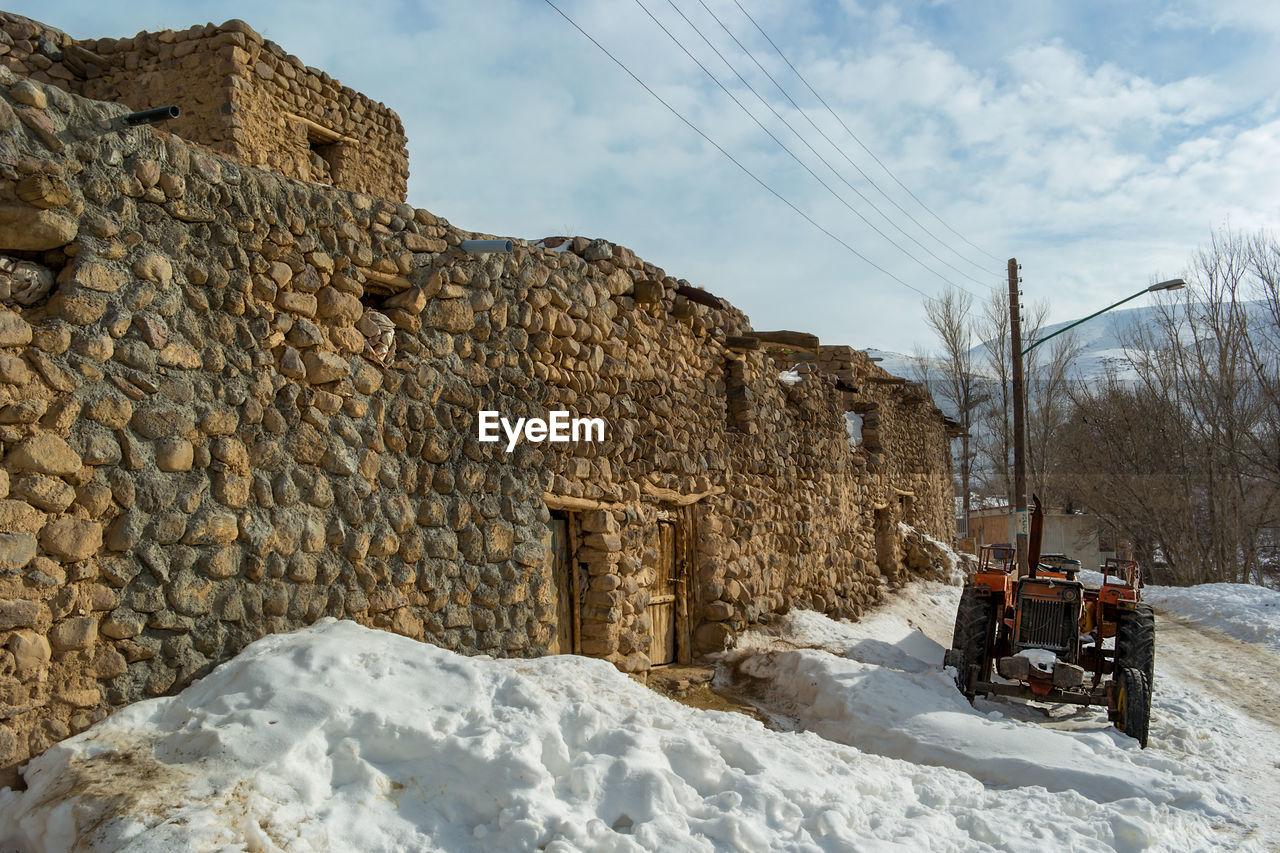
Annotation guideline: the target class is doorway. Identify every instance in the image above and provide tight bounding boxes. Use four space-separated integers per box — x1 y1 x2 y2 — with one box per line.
544 511 580 654
875 505 899 579
646 509 694 666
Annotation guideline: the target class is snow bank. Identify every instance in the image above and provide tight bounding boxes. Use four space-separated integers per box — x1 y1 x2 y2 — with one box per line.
1143 582 1280 652
1 617 1210 853
3 574 1271 852
730 597 1248 851
735 610 1220 804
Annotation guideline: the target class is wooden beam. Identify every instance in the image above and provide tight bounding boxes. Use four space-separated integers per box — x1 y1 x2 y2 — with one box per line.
286 111 355 145
751 330 819 350
544 493 629 511
724 335 760 351
675 284 724 309
355 266 412 293
61 43 107 78
641 483 725 506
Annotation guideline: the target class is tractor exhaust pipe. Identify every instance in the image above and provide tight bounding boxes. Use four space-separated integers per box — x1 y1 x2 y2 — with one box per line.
1028 494 1045 579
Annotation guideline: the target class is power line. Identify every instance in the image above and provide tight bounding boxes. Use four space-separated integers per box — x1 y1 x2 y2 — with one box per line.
695 0 998 278
733 0 1004 265
540 0 936 301
664 0 993 290
633 0 982 296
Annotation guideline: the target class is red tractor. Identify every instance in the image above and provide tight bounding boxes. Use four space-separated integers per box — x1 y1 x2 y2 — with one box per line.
944 500 1155 746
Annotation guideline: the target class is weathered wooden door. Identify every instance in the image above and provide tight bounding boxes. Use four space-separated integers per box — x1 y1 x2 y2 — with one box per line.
647 520 678 665
547 514 575 654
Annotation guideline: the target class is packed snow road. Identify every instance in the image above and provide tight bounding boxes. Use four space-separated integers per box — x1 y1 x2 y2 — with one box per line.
1146 609 1280 844
0 576 1275 851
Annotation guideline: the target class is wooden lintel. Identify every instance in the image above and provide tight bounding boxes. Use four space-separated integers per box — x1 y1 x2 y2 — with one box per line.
675 284 724 309
546 485 725 511
355 266 412 293
869 376 908 385
544 493 629 511
724 335 760 351
894 488 915 497
641 484 726 506
751 330 819 350
286 111 355 145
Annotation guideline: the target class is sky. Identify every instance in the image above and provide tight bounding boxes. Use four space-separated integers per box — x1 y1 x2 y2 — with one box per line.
15 0 1280 352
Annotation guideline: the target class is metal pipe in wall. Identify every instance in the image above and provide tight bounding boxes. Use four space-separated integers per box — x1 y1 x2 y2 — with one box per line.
460 239 513 254
122 106 181 127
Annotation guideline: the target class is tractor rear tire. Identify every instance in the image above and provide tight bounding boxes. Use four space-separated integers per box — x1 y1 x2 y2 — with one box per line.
948 586 994 701
1116 603 1155 690
1117 666 1151 748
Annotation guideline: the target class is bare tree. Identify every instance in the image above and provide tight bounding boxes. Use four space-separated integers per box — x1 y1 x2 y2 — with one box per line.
971 291 1054 509
1062 228 1280 585
1024 316 1081 510
973 289 1014 506
920 289 979 535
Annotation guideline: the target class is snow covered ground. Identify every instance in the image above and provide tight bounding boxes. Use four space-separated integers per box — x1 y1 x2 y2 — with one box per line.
728 582 1276 850
1 578 1276 851
1142 582 1280 652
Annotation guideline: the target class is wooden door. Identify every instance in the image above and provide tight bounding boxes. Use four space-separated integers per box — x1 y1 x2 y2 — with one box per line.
647 520 678 665
547 514 575 654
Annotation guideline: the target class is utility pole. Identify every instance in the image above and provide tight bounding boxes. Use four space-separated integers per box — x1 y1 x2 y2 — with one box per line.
1008 258 1029 577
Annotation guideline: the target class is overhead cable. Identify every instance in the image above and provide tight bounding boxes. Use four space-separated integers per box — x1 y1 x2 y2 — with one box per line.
667 0 993 289
734 0 1004 265
634 0 981 295
696 0 998 277
541 0 936 300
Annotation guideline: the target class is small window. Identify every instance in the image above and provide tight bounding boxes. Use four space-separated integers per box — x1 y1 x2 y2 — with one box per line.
724 357 757 433
843 411 863 450
290 112 347 186
309 137 337 183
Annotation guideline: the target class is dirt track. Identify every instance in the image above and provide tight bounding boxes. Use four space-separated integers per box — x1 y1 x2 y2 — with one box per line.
1154 609 1280 844
1154 610 1280 734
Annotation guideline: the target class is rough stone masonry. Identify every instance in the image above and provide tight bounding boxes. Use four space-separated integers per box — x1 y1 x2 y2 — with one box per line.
0 11 957 785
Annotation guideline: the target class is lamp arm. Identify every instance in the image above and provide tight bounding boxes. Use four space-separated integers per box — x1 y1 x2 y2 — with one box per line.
1020 287 1149 356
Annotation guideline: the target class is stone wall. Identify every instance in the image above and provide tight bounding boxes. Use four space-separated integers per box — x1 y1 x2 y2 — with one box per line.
0 12 409 201
0 58 954 783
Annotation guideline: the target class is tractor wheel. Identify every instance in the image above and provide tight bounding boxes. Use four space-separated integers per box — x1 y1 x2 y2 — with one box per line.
1116 666 1151 748
948 586 993 701
1116 603 1155 690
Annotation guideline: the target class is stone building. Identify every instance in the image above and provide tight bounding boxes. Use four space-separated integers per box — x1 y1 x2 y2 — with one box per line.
0 11 955 784
0 12 408 200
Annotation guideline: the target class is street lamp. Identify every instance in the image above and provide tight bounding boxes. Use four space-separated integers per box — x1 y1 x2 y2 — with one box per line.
1021 279 1185 357
1007 267 1184 577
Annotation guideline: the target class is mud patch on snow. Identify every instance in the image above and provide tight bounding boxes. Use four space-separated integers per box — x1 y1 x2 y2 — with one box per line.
14 732 196 848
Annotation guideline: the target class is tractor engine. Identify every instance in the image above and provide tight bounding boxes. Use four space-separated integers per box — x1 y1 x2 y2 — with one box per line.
996 577 1088 690
1013 578 1082 663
